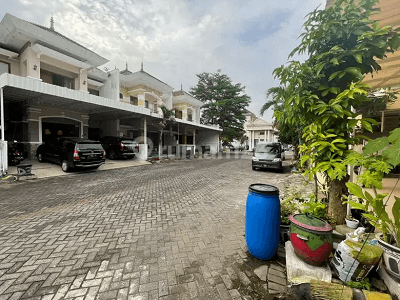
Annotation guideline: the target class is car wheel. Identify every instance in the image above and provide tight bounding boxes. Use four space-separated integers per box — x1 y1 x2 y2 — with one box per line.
279 163 284 173
37 153 44 162
108 150 117 160
61 160 70 172
252 165 257 171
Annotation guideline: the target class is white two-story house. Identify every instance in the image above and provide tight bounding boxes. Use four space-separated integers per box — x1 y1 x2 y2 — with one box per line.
0 13 221 174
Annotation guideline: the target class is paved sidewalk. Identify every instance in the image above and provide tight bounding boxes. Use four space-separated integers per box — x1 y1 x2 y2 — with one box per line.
0 157 311 300
6 158 150 180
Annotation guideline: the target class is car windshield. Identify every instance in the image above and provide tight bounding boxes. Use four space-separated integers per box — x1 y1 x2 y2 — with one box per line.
76 143 103 150
255 144 279 154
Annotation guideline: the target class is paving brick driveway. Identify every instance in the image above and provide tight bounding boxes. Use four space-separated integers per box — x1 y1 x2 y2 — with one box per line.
0 155 308 300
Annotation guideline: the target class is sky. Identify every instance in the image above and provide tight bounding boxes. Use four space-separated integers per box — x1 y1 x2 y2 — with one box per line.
1 0 325 122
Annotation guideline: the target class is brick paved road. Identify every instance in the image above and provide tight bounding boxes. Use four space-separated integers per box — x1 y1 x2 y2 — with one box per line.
0 155 310 300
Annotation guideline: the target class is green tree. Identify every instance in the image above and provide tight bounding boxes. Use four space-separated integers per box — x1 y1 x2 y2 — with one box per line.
261 87 303 159
270 0 400 224
190 70 251 146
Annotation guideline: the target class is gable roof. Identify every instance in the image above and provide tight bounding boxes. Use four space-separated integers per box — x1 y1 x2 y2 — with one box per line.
0 13 108 67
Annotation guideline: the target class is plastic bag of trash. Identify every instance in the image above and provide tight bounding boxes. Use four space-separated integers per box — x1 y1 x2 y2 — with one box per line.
331 238 383 282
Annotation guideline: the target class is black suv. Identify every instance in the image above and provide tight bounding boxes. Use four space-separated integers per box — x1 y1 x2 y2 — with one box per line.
36 137 105 172
100 136 138 159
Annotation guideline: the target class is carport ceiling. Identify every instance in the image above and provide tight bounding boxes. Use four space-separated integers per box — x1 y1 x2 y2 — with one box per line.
3 86 159 121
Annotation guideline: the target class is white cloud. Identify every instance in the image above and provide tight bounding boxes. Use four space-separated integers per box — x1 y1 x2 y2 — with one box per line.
3 0 325 122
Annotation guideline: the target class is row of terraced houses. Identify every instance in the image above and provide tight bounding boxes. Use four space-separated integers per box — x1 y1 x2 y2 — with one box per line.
0 13 223 174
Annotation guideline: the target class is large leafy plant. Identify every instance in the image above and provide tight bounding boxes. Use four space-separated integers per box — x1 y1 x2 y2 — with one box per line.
264 0 400 224
345 128 400 247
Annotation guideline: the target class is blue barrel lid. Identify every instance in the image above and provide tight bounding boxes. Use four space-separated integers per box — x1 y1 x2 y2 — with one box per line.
249 184 279 195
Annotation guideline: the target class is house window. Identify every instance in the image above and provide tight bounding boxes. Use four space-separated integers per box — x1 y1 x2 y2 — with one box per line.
145 100 149 108
130 96 138 105
187 113 193 121
260 132 264 135
88 89 99 96
175 110 182 119
154 103 158 113
120 93 123 99
0 61 10 75
40 69 75 89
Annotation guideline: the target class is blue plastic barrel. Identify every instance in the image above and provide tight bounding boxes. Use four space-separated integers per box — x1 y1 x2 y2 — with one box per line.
245 183 280 260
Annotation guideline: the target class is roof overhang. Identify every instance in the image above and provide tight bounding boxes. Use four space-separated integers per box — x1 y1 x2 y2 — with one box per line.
0 47 18 58
120 71 174 93
32 43 92 70
172 92 203 107
0 73 221 133
0 13 108 68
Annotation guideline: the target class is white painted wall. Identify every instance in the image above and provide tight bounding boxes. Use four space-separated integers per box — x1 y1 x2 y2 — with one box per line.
100 69 120 101
162 92 173 110
196 130 219 154
19 46 40 79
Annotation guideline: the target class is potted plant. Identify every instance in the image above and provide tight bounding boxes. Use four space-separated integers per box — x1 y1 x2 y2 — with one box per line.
344 127 400 282
345 215 359 229
346 182 399 281
280 198 300 243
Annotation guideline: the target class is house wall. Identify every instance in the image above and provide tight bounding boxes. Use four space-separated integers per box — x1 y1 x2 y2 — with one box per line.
196 130 219 154
0 54 20 76
20 106 89 158
19 46 40 79
100 69 119 101
100 119 120 137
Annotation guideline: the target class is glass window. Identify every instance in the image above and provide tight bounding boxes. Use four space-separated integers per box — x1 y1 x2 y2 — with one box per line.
76 142 104 150
0 61 10 75
88 89 100 96
130 96 138 105
255 143 280 154
188 113 193 121
145 101 149 108
175 110 182 119
120 93 123 99
154 104 158 113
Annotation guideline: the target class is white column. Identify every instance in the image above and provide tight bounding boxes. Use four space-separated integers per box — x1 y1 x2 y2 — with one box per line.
264 130 267 142
193 129 196 148
250 130 254 150
1 88 3 141
268 130 271 142
0 87 7 175
137 117 148 160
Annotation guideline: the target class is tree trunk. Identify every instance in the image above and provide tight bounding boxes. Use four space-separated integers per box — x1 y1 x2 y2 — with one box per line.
327 176 349 225
293 145 299 160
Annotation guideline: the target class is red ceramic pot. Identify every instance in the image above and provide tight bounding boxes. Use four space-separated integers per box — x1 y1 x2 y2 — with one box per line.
289 213 333 266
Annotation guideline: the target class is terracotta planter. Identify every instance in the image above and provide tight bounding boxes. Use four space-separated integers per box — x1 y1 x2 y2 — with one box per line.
378 235 400 283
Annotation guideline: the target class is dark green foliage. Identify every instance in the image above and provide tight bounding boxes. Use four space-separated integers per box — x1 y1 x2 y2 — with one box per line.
346 278 371 290
190 70 251 146
263 0 400 224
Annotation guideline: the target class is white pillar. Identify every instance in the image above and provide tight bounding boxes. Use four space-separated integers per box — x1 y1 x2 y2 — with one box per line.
0 87 7 175
264 130 267 142
268 130 271 142
1 88 4 141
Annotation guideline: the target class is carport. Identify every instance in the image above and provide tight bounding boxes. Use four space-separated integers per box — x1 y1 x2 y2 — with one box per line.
0 74 163 174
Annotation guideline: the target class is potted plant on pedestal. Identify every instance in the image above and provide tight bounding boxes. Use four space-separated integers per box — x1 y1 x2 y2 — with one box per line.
345 215 360 229
344 128 400 282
